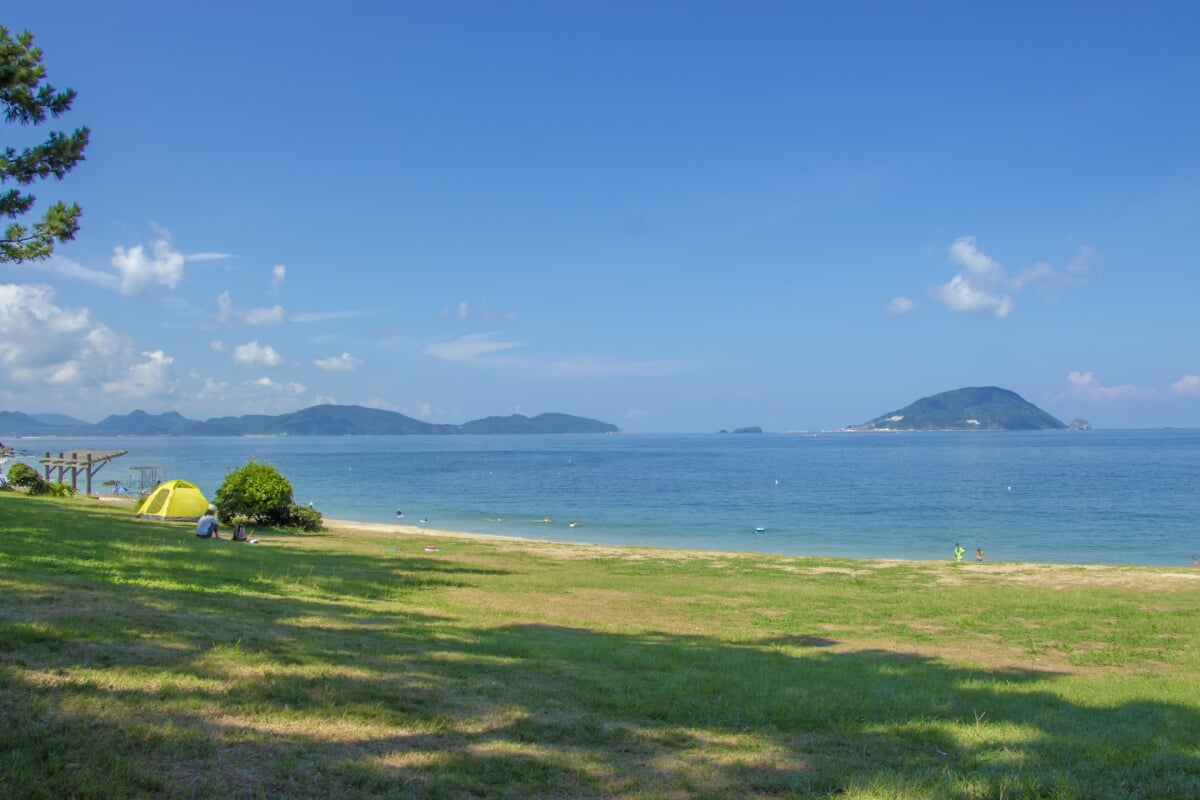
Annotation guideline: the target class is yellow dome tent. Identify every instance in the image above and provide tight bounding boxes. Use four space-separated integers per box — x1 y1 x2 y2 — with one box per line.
135 479 211 521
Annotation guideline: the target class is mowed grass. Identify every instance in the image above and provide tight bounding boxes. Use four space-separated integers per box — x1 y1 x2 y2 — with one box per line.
1 492 1199 799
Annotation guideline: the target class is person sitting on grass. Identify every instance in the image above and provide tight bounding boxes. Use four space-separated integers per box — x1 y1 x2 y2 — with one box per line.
195 506 220 539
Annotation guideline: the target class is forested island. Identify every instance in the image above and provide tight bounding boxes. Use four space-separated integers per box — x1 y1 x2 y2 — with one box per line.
846 387 1067 431
0 405 620 437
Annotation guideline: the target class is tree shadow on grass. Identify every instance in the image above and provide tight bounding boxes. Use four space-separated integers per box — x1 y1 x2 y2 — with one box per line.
6 614 1200 798
3 495 1200 798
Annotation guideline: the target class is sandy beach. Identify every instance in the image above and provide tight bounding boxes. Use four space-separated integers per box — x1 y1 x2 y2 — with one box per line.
318 515 1200 590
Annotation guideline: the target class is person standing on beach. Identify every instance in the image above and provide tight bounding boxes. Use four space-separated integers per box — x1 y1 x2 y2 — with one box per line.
976 548 985 562
954 543 965 561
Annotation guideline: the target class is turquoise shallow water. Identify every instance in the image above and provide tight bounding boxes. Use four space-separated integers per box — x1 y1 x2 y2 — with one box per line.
10 430 1200 566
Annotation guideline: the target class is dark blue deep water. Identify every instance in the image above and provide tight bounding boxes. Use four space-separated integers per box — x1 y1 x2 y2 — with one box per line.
11 430 1200 566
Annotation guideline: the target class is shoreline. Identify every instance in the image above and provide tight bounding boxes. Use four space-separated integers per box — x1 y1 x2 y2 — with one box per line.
90 493 1200 571
319 516 1200 579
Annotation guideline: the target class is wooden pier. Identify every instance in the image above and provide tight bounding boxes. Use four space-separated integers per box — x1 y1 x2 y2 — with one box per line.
39 449 128 496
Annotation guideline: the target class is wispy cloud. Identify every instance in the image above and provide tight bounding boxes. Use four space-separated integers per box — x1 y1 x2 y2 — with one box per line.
30 240 232 296
248 376 305 396
242 305 286 325
33 255 119 289
1066 371 1150 400
424 332 523 362
290 309 375 323
887 296 915 315
216 291 285 326
313 352 364 371
270 264 286 294
439 300 518 322
1170 375 1200 396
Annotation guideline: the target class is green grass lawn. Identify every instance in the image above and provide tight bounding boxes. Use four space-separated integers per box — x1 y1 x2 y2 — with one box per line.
2 491 1198 798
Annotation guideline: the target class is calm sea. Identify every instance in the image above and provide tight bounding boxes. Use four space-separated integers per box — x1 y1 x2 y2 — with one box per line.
9 430 1200 567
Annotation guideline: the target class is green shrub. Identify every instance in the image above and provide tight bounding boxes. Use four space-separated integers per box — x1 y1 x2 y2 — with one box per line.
214 460 294 525
46 482 75 498
285 502 323 532
6 462 42 489
5 462 58 495
213 461 321 530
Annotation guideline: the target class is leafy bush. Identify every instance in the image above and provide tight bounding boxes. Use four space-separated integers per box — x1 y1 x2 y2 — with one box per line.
213 460 321 530
45 481 75 498
213 460 293 525
5 462 59 494
284 502 323 532
6 462 42 489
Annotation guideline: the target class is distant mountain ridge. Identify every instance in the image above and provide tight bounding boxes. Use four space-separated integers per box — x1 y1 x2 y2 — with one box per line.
847 387 1067 431
0 404 620 437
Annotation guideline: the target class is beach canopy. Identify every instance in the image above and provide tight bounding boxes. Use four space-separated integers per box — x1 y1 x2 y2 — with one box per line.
135 479 210 521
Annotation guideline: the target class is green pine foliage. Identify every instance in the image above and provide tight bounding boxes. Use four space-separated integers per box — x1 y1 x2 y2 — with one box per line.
0 26 90 263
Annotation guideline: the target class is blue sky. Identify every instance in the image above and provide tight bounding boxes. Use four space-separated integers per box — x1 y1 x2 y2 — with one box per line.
3 1 1198 432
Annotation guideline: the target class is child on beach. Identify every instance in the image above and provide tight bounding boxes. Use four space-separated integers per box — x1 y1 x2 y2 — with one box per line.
954 543 965 561
976 548 985 562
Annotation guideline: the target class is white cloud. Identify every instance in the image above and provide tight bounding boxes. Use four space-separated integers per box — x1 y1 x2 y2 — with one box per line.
195 377 230 400
111 239 186 295
32 244 230 295
0 282 180 404
210 340 225 352
101 350 176 399
313 352 364 371
424 332 523 361
364 397 400 412
232 340 283 367
271 264 286 293
1067 371 1149 400
458 301 469 320
1170 375 1200 396
0 283 110 378
887 296 915 315
248 376 306 396
216 291 235 322
931 237 1014 319
930 237 1094 319
242 305 285 325
312 393 338 405
216 291 285 326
